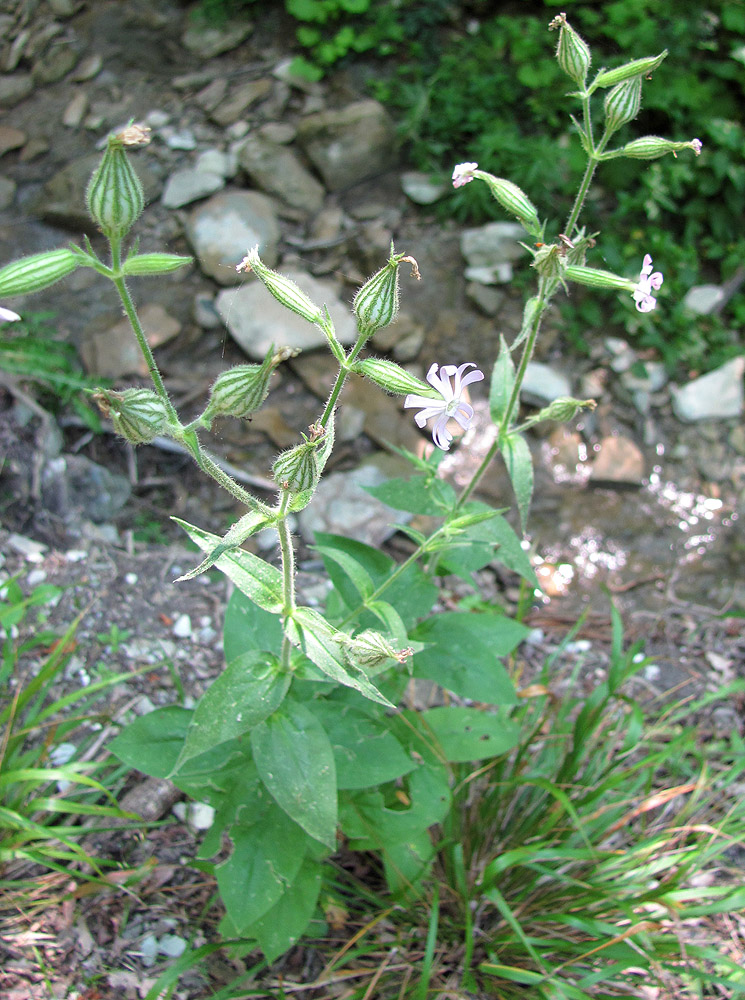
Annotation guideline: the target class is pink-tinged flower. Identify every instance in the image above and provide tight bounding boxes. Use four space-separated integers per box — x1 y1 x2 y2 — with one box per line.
633 254 663 313
404 362 484 451
0 306 20 323
690 138 702 156
452 162 478 189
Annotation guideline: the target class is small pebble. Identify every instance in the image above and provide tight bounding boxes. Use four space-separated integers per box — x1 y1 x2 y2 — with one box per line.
26 568 47 587
125 572 138 585
172 613 192 638
65 549 88 563
8 533 47 561
565 639 592 654
189 802 215 830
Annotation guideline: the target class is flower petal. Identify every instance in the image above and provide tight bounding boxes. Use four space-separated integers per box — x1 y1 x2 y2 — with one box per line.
431 414 453 450
0 306 21 323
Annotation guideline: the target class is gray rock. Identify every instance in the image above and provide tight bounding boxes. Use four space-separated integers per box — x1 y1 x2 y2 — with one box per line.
671 356 745 422
236 134 324 214
258 122 296 145
298 461 410 547
272 56 322 94
297 100 396 191
210 77 272 126
36 154 160 230
42 455 131 523
461 222 527 284
466 282 505 315
194 148 237 178
0 175 15 209
32 40 79 84
194 77 227 112
181 19 252 59
521 362 571 404
193 292 222 329
683 284 725 315
163 127 197 151
62 90 87 128
0 73 33 107
82 303 180 378
185 190 280 284
590 435 645 485
216 268 356 358
162 168 224 208
71 53 102 82
620 360 667 393
401 171 447 205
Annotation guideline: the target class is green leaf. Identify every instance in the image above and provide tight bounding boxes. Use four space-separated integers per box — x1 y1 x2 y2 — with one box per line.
365 475 455 515
312 541 375 600
312 701 415 789
413 706 520 763
502 432 533 535
243 859 323 962
216 803 309 932
174 518 283 613
251 699 337 848
313 532 437 629
109 706 191 778
411 612 523 704
288 607 392 707
223 588 282 661
436 504 537 586
173 652 289 772
175 510 270 582
382 830 435 899
489 335 516 425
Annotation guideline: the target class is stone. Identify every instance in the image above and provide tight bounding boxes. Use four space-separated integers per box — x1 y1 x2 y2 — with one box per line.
0 125 26 156
32 40 79 84
258 122 296 144
461 223 526 283
521 362 571 404
162 168 224 208
62 90 87 128
194 148 237 178
683 284 725 315
194 77 227 112
0 176 15 209
185 190 280 284
37 154 160 230
181 19 252 59
0 73 33 107
671 357 745 422
620 360 667 393
298 459 411 547
193 292 222 329
590 435 645 485
297 100 397 191
41 455 131 523
71 53 102 82
210 77 272 126
272 56 322 94
82 304 181 378
401 171 447 205
163 127 197 151
216 269 356 358
236 134 324 214
370 312 425 362
466 282 505 316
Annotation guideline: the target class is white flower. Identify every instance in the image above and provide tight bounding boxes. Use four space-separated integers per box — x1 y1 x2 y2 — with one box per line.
633 254 663 313
0 306 20 323
690 138 702 156
404 362 484 451
452 162 478 189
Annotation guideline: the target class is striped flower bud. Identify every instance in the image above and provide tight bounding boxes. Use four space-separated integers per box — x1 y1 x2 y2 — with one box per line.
94 387 168 444
621 136 703 159
237 247 324 325
529 396 597 425
356 358 434 397
272 439 321 493
603 76 642 134
86 124 150 239
123 252 192 276
549 13 591 86
343 630 412 669
353 248 420 336
0 248 78 297
204 346 282 420
593 51 666 88
472 171 541 235
564 265 634 292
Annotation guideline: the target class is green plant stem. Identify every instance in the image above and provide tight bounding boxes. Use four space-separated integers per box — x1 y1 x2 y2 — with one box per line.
276 491 296 671
454 277 550 511
338 524 448 628
319 325 369 427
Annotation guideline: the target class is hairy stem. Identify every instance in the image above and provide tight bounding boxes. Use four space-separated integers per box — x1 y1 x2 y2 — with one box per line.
276 491 296 670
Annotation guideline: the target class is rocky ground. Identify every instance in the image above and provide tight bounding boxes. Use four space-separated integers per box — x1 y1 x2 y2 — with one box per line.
1 1 745 997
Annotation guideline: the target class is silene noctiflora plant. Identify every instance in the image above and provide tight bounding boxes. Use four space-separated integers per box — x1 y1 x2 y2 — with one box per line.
0 14 704 966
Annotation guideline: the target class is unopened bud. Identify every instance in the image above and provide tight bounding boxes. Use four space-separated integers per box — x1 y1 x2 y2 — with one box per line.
273 434 325 493
603 76 642 134
532 243 565 278
621 136 703 160
0 248 78 297
205 346 282 420
94 387 168 444
532 396 597 424
549 13 591 86
564 265 633 292
356 358 433 397
237 247 324 325
86 125 148 239
472 171 541 234
353 248 420 336
123 252 192 276
593 51 666 88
